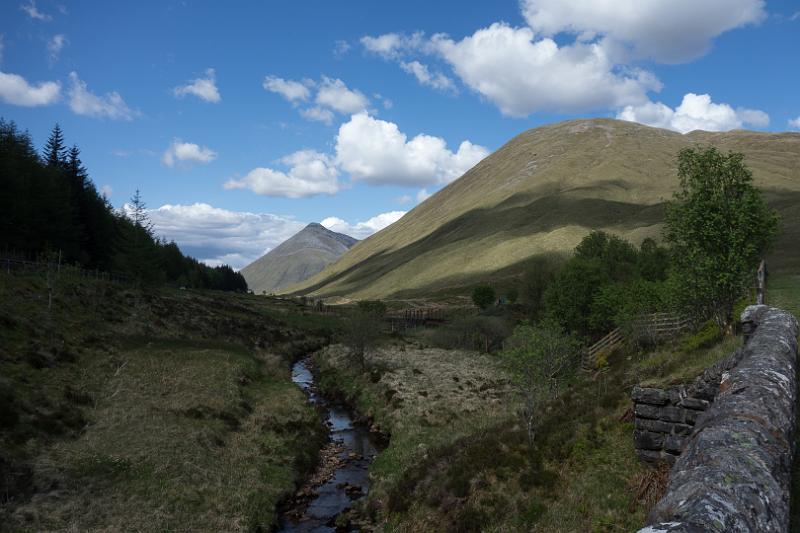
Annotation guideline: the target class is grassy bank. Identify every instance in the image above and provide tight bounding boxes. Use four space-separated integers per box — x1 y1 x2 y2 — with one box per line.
312 327 747 532
0 273 335 531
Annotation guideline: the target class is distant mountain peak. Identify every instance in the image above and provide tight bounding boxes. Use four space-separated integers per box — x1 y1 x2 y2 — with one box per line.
240 223 357 295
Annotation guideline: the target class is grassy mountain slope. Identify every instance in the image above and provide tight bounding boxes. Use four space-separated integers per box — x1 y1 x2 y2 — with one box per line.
289 119 800 300
241 222 357 295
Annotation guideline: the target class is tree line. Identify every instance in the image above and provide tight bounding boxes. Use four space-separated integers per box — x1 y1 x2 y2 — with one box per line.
0 120 247 292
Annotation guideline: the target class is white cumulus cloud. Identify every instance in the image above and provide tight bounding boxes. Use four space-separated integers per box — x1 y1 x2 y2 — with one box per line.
48 34 67 64
173 68 220 103
224 150 340 198
0 70 60 106
321 211 406 240
67 71 136 120
789 116 800 130
143 203 305 269
617 93 769 133
300 106 335 125
521 0 766 63
361 32 425 60
335 112 487 186
400 61 456 93
263 75 311 104
162 139 217 167
315 76 369 114
431 23 659 117
20 0 51 21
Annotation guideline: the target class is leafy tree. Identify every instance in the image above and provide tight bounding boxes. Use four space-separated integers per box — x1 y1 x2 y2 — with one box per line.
500 321 580 445
664 147 778 330
522 255 563 319
471 285 495 310
637 237 669 282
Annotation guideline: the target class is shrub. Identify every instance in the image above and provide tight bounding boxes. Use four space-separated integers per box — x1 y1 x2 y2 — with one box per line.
472 285 495 310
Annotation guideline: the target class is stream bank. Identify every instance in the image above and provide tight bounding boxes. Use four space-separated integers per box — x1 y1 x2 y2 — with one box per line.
278 358 382 532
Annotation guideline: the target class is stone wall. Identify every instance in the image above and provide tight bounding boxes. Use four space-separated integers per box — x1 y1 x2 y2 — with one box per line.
632 349 743 465
637 305 799 533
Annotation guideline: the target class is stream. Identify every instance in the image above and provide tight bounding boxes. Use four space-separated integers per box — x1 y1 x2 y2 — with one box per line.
278 358 380 532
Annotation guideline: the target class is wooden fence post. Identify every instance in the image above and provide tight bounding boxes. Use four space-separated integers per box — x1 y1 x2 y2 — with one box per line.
756 260 766 305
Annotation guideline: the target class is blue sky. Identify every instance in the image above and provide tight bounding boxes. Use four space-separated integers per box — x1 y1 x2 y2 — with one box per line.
1 0 798 267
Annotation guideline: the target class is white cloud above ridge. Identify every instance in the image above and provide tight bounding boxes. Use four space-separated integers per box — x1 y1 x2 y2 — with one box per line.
263 75 311 104
173 68 220 103
142 203 306 269
335 112 489 186
20 0 51 21
400 61 456 93
315 76 369 114
431 23 659 117
224 150 340 198
162 139 217 167
360 32 426 60
360 2 765 118
789 116 800 130
130 203 407 269
321 211 406 240
0 70 60 106
521 0 766 63
265 75 369 124
617 93 769 133
67 71 136 120
300 106 335 125
48 34 67 64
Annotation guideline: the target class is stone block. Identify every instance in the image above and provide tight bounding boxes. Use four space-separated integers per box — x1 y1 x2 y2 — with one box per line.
684 409 700 425
673 423 693 436
664 435 686 454
661 406 685 423
634 430 664 451
679 397 710 411
635 418 672 433
632 386 669 406
634 404 661 420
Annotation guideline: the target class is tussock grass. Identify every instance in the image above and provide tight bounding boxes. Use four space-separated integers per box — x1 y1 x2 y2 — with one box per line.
313 341 654 531
0 274 329 531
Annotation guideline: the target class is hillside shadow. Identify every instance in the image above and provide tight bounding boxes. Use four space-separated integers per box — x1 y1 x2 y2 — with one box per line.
293 193 665 297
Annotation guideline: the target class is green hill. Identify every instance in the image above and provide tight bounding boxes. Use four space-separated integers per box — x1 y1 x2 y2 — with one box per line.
288 119 800 301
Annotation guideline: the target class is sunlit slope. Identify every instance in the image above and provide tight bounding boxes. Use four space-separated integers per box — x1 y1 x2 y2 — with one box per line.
289 119 800 300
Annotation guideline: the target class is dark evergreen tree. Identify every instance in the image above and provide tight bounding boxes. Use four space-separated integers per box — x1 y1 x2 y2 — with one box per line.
44 124 67 168
1 118 248 292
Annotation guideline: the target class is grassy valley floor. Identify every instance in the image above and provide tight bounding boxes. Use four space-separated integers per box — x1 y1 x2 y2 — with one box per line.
0 273 335 531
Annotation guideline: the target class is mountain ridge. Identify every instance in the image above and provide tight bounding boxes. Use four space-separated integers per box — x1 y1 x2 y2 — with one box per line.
288 118 800 300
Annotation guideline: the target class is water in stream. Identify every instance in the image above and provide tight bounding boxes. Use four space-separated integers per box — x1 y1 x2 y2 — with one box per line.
279 359 379 532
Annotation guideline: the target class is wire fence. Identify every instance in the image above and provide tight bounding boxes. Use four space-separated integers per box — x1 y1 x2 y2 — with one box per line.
1 256 130 284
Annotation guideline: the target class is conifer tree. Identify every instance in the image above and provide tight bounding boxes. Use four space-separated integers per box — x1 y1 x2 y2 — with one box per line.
44 124 66 168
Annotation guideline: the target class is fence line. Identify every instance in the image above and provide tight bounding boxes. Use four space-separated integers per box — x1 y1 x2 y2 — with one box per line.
1 256 130 284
